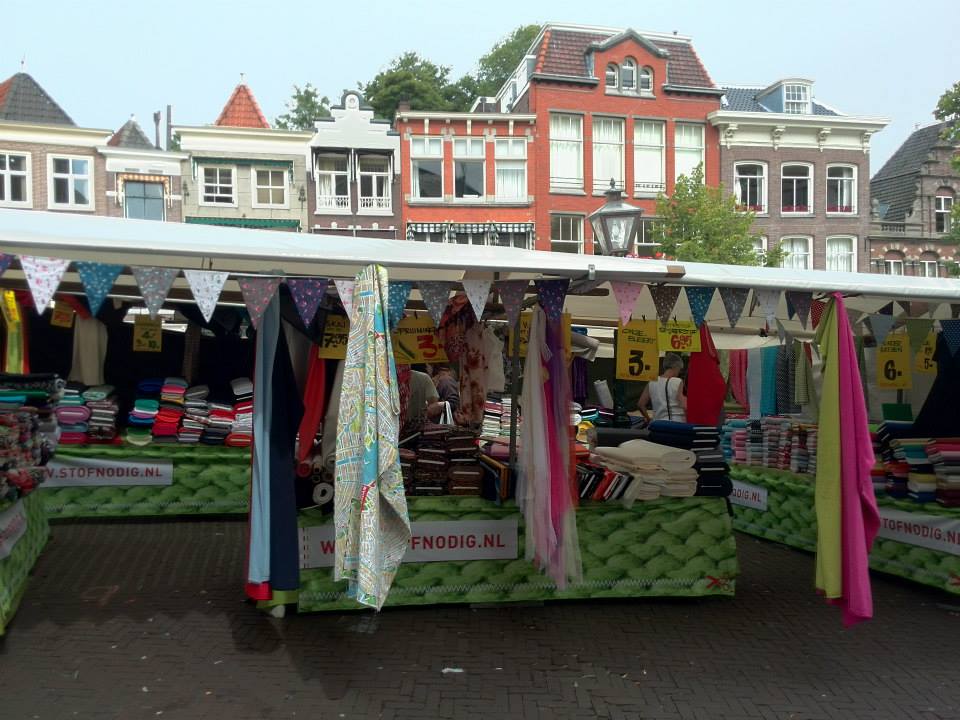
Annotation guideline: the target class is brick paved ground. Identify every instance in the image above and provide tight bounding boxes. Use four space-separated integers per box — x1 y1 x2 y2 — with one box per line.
1 518 958 720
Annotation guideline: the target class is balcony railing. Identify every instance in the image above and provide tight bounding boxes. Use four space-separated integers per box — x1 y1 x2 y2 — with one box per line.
880 222 906 233
634 180 666 194
316 194 349 210
359 196 391 211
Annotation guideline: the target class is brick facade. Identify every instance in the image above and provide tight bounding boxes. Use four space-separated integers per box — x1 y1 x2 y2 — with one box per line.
0 139 108 215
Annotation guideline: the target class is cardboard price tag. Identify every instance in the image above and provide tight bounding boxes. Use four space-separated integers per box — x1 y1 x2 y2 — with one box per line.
877 334 911 390
317 315 349 360
616 320 659 382
132 316 162 353
50 306 75 328
914 332 937 375
507 312 572 359
657 321 701 353
1 290 20 325
392 316 448 364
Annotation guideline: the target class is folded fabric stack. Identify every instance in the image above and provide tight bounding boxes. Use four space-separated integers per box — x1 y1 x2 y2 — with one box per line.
83 385 118 442
483 397 503 437
179 385 210 444
576 462 640 502
203 402 234 445
889 437 934 502
743 420 764 466
721 418 748 463
761 417 793 470
925 439 960 508
647 420 721 451
693 447 732 498
0 372 63 500
445 428 481 495
160 377 188 406
227 378 253 448
789 423 818 476
56 382 89 444
501 396 516 435
876 421 918 498
399 448 416 490
413 424 450 494
593 438 699 504
127 379 161 446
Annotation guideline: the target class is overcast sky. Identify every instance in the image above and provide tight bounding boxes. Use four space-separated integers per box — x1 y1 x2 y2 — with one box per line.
6 0 955 171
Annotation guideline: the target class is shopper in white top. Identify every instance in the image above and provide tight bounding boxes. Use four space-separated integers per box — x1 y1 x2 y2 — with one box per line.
637 353 687 423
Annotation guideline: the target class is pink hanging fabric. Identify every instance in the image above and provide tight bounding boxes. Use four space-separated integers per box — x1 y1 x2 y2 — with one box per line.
728 350 749 410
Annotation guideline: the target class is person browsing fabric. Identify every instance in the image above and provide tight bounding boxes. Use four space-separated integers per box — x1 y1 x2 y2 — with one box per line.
637 353 687 423
399 364 443 437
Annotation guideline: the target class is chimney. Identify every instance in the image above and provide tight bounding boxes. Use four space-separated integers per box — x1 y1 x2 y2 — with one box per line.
397 100 411 113
153 111 162 149
166 105 173 150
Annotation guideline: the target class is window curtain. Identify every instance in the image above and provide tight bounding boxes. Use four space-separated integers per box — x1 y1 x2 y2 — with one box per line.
826 238 853 272
550 115 581 182
634 123 663 186
593 120 623 187
496 162 525 199
783 238 810 270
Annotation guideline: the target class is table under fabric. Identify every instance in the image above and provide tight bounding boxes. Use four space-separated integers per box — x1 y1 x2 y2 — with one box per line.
41 444 251 519
729 465 960 595
0 492 49 635
297 495 738 612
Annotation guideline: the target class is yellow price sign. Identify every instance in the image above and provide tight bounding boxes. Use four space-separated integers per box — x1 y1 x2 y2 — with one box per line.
877 334 911 390
914 332 937 375
616 320 660 382
392 316 448 364
1 290 21 325
317 315 349 359
507 312 572 359
132 315 163 353
50 305 75 328
657 321 701 354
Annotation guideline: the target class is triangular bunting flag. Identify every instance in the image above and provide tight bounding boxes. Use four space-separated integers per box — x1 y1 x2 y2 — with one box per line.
878 302 895 316
785 294 796 321
754 289 781 326
719 287 749 328
184 270 229 324
868 314 896 346
76 261 122 316
496 279 528 329
776 318 788 345
0 254 12 277
534 278 570 322
132 266 179 320
611 281 645 327
20 256 70 313
811 299 826 329
905 318 933 352
786 292 813 330
941 320 960 357
286 277 328 327
648 285 681 326
419 281 453 327
684 286 715 328
462 279 492 322
334 279 355 321
238 276 281 329
387 281 412 330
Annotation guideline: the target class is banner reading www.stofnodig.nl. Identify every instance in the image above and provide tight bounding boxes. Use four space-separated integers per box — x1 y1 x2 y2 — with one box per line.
43 456 174 488
299 519 519 569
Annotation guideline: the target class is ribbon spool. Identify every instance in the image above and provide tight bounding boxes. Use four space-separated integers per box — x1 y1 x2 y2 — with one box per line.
312 482 334 505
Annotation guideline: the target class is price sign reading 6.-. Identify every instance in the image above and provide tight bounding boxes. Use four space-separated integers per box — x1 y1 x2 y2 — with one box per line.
132 315 163 353
657 321 701 354
317 315 349 360
877 334 911 390
616 320 659 382
392 316 448 364
914 332 937 375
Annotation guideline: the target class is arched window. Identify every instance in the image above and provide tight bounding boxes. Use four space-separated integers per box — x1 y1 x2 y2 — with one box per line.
780 236 812 270
884 249 905 276
734 162 767 213
605 64 619 89
935 188 954 233
639 67 654 94
620 58 637 91
826 235 856 272
920 250 940 277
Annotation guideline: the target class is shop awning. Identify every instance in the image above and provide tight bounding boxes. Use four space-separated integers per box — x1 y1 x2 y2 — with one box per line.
184 217 301 230
191 157 294 169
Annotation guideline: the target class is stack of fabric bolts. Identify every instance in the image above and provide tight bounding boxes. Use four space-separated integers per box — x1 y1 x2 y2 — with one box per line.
127 378 162 446
592 438 698 502
0 373 63 501
482 397 503 437
926 438 960 507
179 385 209 444
203 401 234 445
84 384 118 442
414 424 449 495
227 377 253 448
56 382 90 444
153 377 186 444
446 428 482 495
398 448 416 491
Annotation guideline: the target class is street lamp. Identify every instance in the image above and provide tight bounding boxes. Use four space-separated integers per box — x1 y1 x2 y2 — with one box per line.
589 180 646 257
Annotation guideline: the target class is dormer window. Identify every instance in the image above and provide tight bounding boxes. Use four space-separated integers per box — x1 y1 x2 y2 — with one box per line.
620 59 636 91
605 64 619 89
784 84 810 114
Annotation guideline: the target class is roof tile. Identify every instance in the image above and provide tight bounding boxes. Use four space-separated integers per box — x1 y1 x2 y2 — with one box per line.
871 122 950 223
107 117 156 150
0 72 74 125
215 84 270 128
721 86 838 116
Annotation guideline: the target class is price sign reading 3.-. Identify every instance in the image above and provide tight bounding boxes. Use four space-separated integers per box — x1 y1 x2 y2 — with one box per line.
616 320 659 382
877 334 911 390
392 316 448 364
657 321 701 354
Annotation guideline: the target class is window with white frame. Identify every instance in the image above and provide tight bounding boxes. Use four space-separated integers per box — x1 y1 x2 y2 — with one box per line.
49 155 93 208
781 164 811 214
784 84 810 114
592 117 624 193
826 235 856 272
753 236 768 266
734 162 766 213
358 155 391 211
827 165 856 214
494 138 526 201
411 136 443 199
200 166 234 205
453 137 485 199
674 124 704 182
0 151 30 207
884 250 905 276
633 121 665 195
620 59 637 92
780 236 812 270
639 67 653 94
253 168 287 207
124 181 164 221
935 191 954 233
315 156 349 209
551 214 583 253
605 64 619 89
490 230 530 250
549 114 583 191
920 250 940 277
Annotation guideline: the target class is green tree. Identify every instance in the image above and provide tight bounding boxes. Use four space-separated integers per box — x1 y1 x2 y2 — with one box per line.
934 82 960 241
473 24 540 97
275 84 331 130
650 165 784 266
362 52 454 120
